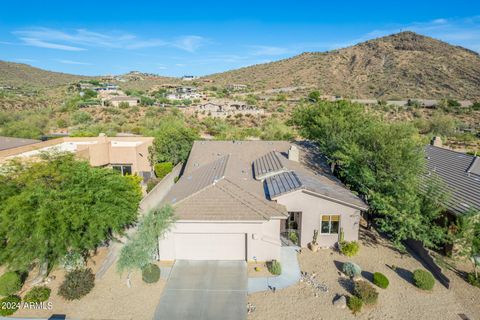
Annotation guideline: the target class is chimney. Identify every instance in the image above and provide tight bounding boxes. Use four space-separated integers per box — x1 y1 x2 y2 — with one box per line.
288 145 299 162
431 136 442 147
98 133 107 143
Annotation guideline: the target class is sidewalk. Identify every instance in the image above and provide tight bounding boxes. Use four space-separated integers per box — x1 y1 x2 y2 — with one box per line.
247 246 301 293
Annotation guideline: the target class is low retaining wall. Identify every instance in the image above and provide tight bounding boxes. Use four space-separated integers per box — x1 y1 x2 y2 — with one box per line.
404 239 450 289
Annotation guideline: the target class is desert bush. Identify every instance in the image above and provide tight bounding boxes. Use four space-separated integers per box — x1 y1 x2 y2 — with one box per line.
24 286 51 303
58 268 95 300
267 260 282 275
342 262 362 278
146 178 160 193
288 231 298 245
347 295 363 314
154 162 173 179
467 273 480 288
142 264 161 284
340 241 360 257
354 281 379 305
373 272 389 289
60 251 86 272
413 269 435 290
0 272 22 296
0 295 21 316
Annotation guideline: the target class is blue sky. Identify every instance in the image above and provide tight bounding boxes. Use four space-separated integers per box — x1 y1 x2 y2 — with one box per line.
1 0 479 77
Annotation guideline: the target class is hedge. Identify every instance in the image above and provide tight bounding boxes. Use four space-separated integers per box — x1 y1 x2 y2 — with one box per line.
154 162 173 179
373 272 389 289
413 269 435 291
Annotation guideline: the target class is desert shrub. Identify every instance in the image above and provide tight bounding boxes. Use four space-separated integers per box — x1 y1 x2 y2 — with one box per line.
347 295 363 314
413 269 435 290
472 102 480 111
354 281 379 305
60 251 86 272
288 231 298 245
146 178 160 193
267 260 282 275
340 241 360 257
373 272 389 289
24 286 51 303
154 162 174 179
142 264 161 284
58 268 95 300
0 295 21 316
0 272 22 296
342 262 362 278
467 273 480 288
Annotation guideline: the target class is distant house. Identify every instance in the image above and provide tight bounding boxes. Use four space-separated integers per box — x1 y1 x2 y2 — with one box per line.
425 141 480 218
227 84 248 91
195 101 264 117
95 84 119 92
351 99 378 105
0 136 40 151
109 96 140 107
181 75 198 81
0 134 154 180
156 141 367 261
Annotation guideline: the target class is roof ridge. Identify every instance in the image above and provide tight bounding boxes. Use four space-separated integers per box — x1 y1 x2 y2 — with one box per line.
219 178 286 218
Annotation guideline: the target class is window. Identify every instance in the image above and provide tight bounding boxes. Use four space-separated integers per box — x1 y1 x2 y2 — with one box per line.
321 215 340 234
112 164 132 176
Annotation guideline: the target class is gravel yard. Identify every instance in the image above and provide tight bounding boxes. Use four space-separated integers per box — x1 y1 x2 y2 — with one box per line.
248 228 480 320
14 247 166 320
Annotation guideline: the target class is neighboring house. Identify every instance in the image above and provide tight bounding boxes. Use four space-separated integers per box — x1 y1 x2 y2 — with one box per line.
158 141 367 262
195 101 264 118
108 96 140 107
227 84 248 91
0 136 40 151
182 75 198 81
0 134 154 180
425 143 480 218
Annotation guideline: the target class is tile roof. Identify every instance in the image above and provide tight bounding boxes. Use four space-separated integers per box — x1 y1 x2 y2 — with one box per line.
425 145 480 215
0 136 40 151
162 140 367 221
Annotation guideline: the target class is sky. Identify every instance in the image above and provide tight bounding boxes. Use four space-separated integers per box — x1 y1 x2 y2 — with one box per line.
1 0 479 77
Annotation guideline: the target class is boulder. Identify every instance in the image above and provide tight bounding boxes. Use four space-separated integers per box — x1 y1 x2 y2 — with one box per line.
333 295 347 309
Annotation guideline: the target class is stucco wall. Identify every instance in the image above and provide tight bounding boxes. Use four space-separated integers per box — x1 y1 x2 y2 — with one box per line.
159 219 282 262
275 190 361 248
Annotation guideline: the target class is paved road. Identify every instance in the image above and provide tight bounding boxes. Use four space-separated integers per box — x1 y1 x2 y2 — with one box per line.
153 260 247 320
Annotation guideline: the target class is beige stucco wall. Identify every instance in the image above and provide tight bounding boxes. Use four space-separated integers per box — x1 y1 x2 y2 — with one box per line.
159 219 282 262
275 190 361 248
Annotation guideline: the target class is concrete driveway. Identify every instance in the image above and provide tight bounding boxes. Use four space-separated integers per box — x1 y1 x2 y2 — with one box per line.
153 260 247 320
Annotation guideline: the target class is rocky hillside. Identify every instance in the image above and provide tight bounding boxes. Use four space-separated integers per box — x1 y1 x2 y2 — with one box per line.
0 61 91 88
205 32 480 100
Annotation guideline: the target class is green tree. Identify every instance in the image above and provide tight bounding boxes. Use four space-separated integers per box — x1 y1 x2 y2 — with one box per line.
148 116 199 165
292 100 448 249
117 206 175 286
0 153 142 271
308 90 321 102
453 211 480 280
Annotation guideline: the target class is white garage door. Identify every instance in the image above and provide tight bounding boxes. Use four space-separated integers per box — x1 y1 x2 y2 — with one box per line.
174 233 246 260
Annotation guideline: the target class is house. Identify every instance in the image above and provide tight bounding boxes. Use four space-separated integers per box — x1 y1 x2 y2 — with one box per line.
195 101 264 117
425 141 480 217
158 141 367 261
0 136 41 151
181 75 198 81
0 134 154 180
108 96 140 107
227 84 248 91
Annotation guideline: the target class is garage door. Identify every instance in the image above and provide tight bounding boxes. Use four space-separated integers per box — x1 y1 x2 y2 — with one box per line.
174 233 246 260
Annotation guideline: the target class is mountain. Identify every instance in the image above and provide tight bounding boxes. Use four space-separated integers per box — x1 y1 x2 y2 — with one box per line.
0 61 90 88
205 32 480 100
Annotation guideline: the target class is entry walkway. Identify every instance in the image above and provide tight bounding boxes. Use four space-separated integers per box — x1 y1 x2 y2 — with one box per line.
248 246 301 293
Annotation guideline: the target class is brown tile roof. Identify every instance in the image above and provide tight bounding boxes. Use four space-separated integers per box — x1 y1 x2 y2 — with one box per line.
162 140 367 221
